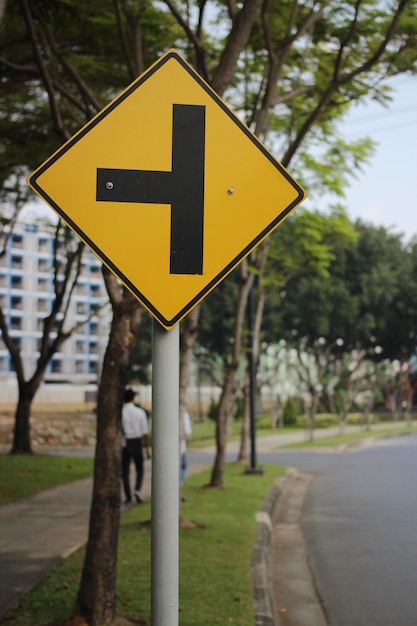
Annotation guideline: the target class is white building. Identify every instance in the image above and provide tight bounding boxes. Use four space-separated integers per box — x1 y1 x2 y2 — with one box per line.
0 219 111 397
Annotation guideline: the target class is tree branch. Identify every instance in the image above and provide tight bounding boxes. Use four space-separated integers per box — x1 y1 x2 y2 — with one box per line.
211 0 262 96
20 0 70 140
0 306 25 383
282 0 410 166
32 4 103 113
113 0 137 81
102 267 123 306
254 0 326 137
163 0 209 81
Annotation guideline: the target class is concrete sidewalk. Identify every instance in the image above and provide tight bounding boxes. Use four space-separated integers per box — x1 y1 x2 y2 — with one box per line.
0 453 159 619
0 476 95 618
253 469 327 626
0 428 366 623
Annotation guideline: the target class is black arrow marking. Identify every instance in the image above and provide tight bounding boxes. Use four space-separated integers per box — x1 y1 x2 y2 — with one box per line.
96 103 205 275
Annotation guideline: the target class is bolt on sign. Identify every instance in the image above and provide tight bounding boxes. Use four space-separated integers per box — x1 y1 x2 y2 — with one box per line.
28 49 307 329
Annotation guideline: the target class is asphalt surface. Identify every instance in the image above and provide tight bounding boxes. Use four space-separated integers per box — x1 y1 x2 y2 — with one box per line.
258 433 417 626
303 436 417 626
0 425 412 624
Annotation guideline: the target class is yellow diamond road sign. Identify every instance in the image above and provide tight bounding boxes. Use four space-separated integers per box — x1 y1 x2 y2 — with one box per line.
28 50 306 329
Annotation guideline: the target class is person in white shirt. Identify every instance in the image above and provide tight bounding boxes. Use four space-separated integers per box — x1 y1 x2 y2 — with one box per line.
121 388 150 504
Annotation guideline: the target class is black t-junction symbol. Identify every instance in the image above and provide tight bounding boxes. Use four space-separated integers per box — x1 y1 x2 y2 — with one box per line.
96 104 205 275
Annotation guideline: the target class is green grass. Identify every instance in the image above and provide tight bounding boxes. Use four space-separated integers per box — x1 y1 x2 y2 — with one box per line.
185 418 217 447
283 423 417 449
0 455 94 505
6 463 285 626
189 418 301 448
189 418 252 447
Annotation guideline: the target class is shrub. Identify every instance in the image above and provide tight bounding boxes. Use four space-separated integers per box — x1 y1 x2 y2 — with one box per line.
256 414 272 429
207 398 218 422
234 395 244 420
298 413 337 428
283 397 299 426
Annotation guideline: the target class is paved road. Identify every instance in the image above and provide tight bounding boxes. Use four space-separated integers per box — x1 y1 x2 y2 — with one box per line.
259 434 417 626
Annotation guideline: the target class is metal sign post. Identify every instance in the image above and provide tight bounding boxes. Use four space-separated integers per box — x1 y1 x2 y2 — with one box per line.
151 319 180 626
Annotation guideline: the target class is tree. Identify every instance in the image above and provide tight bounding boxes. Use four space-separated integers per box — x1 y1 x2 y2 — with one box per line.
333 348 366 434
0 220 107 453
202 0 417 485
346 223 417 362
76 270 143 625
275 220 417 437
129 311 152 385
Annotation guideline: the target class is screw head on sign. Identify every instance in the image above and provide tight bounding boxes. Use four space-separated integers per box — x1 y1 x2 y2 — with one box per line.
106 181 114 190
227 188 234 195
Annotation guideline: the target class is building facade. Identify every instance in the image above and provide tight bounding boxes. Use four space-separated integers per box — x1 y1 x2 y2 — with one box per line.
0 220 111 390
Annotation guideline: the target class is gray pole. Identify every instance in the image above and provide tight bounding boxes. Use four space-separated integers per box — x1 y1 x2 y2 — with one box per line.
151 319 180 626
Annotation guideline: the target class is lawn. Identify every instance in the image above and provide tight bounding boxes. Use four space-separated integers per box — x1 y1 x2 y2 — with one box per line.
4 463 285 626
283 423 417 449
0 455 93 505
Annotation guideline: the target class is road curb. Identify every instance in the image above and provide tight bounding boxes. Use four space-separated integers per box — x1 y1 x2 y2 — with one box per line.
252 468 297 625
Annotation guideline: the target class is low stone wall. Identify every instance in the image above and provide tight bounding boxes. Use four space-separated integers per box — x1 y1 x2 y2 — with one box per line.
0 381 222 411
0 415 97 449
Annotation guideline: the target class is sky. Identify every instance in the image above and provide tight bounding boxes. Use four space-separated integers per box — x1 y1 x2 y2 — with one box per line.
23 74 417 242
303 76 417 242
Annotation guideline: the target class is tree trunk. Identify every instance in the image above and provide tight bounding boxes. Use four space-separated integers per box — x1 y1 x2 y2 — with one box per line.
209 266 254 487
306 392 318 442
236 369 250 463
179 307 200 420
76 289 141 626
0 0 8 26
338 410 348 436
210 364 236 487
11 387 35 454
211 0 262 97
363 398 373 431
363 382 377 432
11 376 45 454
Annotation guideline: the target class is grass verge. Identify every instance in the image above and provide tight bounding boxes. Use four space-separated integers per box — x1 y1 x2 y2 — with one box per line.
188 419 301 448
283 423 417 449
4 463 284 626
0 455 94 505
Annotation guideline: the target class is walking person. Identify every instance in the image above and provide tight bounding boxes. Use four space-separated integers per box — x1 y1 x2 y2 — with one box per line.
121 388 151 504
180 409 192 501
